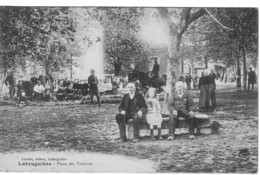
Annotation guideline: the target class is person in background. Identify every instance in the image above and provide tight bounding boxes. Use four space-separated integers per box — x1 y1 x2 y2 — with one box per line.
209 69 218 110
56 79 66 101
17 80 28 107
179 74 185 83
152 57 160 78
185 73 192 90
193 74 199 90
5 71 16 101
43 80 52 101
88 69 101 106
248 67 256 91
33 80 45 100
17 80 25 100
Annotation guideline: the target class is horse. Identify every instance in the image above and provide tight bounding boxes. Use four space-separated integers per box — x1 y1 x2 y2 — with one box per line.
128 69 166 93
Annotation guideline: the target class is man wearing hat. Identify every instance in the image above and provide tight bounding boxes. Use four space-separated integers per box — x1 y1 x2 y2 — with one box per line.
151 57 160 78
248 67 256 91
88 69 101 106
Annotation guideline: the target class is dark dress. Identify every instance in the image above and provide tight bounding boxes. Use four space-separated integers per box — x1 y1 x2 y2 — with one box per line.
198 76 213 111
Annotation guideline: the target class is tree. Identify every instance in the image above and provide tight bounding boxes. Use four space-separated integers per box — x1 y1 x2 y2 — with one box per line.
0 7 89 82
157 8 206 94
91 7 152 76
184 8 258 88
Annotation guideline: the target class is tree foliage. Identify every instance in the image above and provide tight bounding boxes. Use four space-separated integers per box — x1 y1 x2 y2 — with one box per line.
0 7 89 77
90 7 152 76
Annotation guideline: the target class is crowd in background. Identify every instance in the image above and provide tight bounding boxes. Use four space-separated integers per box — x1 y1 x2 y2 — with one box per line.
3 70 129 106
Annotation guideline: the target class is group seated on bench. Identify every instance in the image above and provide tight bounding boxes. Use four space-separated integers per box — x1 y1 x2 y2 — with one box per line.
115 81 219 143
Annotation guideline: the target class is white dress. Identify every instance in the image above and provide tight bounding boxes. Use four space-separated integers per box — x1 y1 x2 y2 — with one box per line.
146 98 163 127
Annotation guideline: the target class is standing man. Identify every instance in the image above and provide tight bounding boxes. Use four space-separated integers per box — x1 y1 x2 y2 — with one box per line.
88 69 101 106
248 67 256 91
209 69 218 110
115 83 147 143
185 73 192 90
5 71 16 101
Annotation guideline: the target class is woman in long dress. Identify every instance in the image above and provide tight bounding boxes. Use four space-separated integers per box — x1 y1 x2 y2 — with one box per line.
198 70 213 111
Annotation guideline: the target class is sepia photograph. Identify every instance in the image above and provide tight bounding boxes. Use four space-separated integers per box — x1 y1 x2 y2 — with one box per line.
0 2 258 173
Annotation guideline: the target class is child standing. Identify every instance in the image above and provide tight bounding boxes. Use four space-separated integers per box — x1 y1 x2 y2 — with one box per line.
145 88 163 141
17 80 28 107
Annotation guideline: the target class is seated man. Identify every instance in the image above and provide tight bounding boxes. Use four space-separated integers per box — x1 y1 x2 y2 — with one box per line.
33 80 45 100
167 81 197 140
115 83 147 143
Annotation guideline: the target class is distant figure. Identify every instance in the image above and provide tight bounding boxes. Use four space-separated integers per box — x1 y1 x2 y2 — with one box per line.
248 67 256 91
17 80 28 107
88 69 101 106
179 74 185 82
193 74 199 89
5 71 16 100
152 58 160 78
185 73 192 90
237 74 242 91
209 69 218 90
209 69 218 110
33 80 45 100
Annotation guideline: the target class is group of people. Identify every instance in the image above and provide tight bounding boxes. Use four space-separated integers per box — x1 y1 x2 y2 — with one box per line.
4 69 103 106
115 81 198 143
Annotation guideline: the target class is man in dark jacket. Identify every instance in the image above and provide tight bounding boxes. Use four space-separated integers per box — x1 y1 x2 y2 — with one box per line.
167 81 197 140
5 71 16 100
116 83 147 143
88 69 100 106
248 67 256 90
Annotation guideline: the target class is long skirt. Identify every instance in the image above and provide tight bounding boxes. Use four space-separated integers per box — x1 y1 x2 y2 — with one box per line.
199 84 213 110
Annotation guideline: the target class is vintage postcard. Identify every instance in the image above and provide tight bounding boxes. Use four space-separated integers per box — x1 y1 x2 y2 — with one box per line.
0 1 258 173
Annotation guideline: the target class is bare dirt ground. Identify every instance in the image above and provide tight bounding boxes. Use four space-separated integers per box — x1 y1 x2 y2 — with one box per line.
0 83 258 173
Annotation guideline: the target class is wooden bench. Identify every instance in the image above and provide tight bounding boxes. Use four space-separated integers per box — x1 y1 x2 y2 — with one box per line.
126 114 214 140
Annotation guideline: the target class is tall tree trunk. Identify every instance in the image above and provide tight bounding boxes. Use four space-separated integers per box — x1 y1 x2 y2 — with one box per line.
242 46 247 89
157 7 206 113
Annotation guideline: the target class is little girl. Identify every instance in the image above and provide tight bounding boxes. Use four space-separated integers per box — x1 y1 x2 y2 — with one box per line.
145 88 163 140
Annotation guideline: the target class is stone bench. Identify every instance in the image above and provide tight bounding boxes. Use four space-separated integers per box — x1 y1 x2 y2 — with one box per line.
126 114 216 140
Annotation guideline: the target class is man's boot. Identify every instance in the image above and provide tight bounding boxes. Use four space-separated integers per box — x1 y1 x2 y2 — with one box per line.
150 129 155 141
158 129 163 140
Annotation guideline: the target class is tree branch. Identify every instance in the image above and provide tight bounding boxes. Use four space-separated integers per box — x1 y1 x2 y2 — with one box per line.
187 8 207 26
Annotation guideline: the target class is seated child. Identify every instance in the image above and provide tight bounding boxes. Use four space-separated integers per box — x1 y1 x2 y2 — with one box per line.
145 87 163 141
